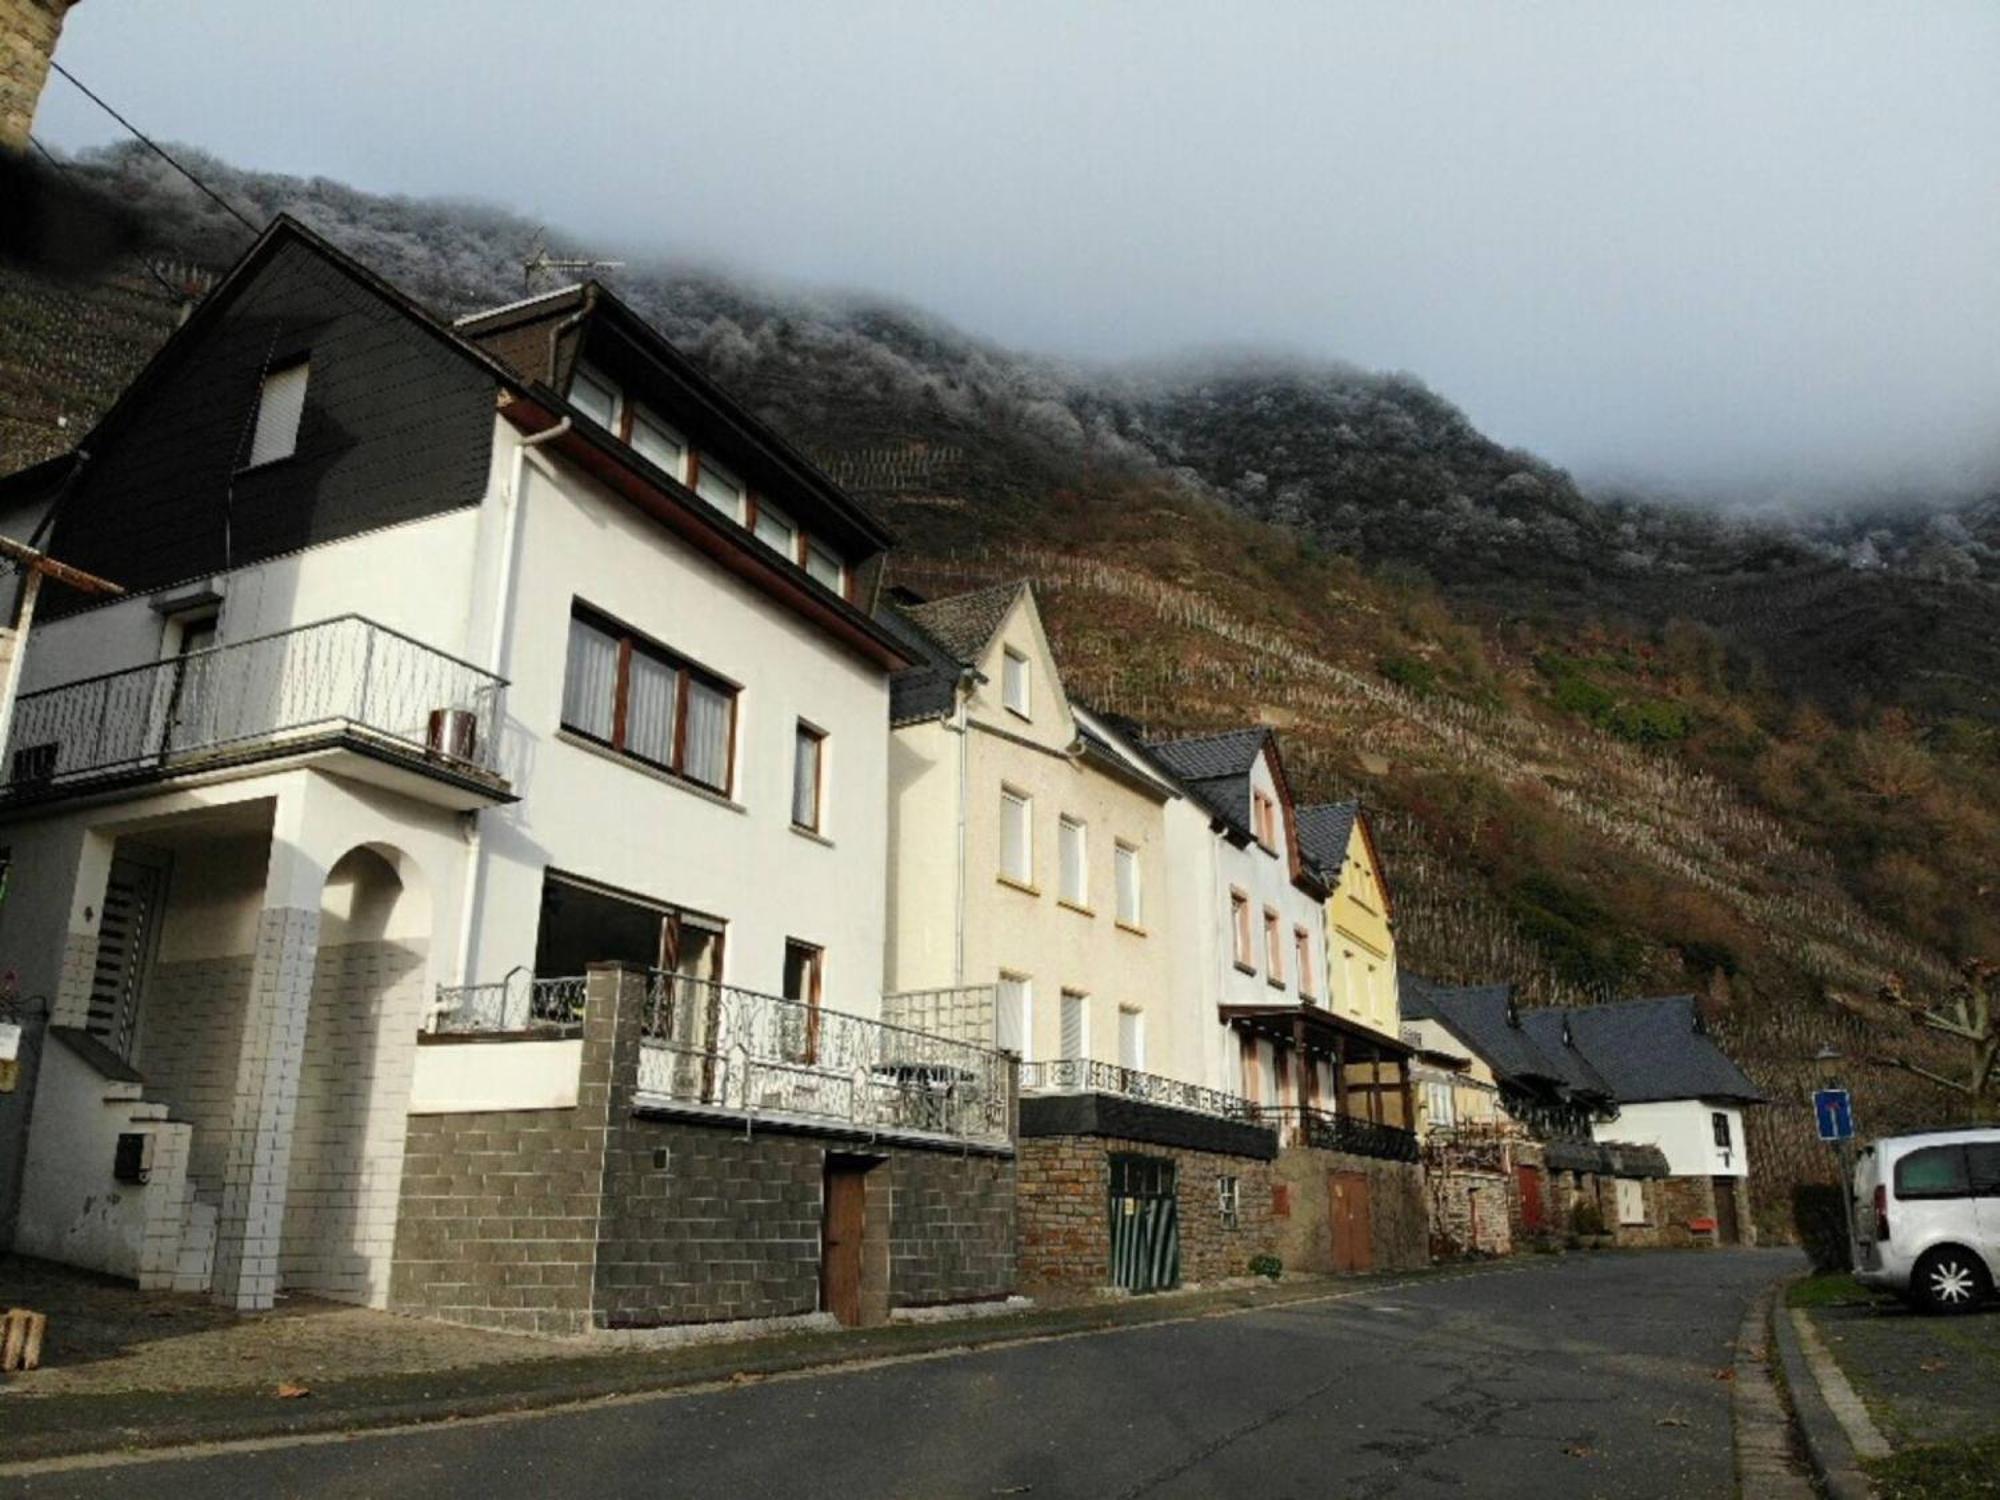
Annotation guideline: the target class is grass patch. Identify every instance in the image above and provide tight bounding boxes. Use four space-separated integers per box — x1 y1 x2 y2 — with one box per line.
1868 1435 2000 1499
1785 1272 1875 1309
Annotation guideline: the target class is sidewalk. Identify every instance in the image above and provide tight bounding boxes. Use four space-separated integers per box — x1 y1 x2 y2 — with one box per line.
1782 1273 2000 1500
1 1254 1512 1465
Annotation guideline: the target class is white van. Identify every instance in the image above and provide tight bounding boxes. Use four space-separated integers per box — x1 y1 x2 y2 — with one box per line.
1851 1127 2000 1314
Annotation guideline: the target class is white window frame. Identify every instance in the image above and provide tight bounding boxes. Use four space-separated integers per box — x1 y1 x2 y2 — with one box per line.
753 498 799 559
1295 926 1315 999
1263 907 1285 986
1114 841 1142 928
1217 1174 1241 1230
1057 815 1088 909
998 972 1032 1062
1000 787 1033 887
1001 647 1031 718
1059 988 1089 1062
694 457 747 522
1117 1005 1144 1072
803 537 846 594
1616 1177 1647 1227
245 359 309 469
630 405 688 483
569 364 621 433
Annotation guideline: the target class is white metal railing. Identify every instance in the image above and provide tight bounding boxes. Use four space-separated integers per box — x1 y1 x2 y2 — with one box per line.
5 615 505 790
639 972 1011 1145
1018 1057 1260 1123
431 972 586 1034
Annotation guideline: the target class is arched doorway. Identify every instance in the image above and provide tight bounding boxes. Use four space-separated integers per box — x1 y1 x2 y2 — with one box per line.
278 843 431 1304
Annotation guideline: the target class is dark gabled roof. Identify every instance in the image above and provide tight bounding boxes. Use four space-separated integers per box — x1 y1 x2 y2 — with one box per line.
900 581 1026 663
1398 974 1568 1090
1554 994 1765 1105
460 279 894 554
1518 1007 1615 1100
1144 727 1271 834
1296 801 1358 880
875 599 970 725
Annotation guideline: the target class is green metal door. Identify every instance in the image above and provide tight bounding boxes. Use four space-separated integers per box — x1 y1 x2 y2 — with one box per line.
1108 1153 1180 1292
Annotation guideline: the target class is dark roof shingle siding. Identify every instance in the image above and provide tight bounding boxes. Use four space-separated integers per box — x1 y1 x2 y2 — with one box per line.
1296 801 1359 877
875 602 967 725
1399 975 1566 1087
1144 728 1272 836
901 581 1025 663
1559 994 1765 1105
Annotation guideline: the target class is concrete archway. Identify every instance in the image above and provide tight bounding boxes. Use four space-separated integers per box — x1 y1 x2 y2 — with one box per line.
278 842 433 1304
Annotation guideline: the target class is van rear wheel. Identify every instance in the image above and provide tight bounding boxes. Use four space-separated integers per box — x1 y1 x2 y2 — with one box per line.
1913 1247 1990 1315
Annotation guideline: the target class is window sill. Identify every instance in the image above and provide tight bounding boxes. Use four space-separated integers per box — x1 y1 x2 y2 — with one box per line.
1233 961 1258 976
790 823 834 848
1057 899 1094 918
1003 705 1032 723
235 454 297 477
556 729 744 813
997 874 1040 898
1115 921 1147 938
1266 976 1288 991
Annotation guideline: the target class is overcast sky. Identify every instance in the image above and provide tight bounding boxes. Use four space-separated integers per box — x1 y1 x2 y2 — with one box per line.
34 2 2000 503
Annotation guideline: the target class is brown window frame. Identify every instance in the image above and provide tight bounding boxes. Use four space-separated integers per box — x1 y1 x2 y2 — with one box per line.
792 721 826 833
783 938 824 1064
1294 925 1315 999
1230 888 1255 971
562 603 738 797
1263 907 1285 987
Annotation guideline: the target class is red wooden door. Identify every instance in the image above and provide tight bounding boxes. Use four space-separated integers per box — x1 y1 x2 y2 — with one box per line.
1330 1172 1374 1273
1516 1165 1544 1233
821 1162 867 1326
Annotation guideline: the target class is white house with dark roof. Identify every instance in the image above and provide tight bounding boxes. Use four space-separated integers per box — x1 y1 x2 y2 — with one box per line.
0 218 1017 1332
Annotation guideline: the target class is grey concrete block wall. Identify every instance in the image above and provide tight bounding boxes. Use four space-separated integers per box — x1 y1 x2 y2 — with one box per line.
388 965 1018 1332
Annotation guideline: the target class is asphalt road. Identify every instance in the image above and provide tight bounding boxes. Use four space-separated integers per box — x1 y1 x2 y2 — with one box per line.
8 1248 1798 1500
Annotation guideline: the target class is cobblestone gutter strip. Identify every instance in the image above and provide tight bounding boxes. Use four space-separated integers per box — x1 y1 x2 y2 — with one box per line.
1733 1285 1814 1499
1772 1288 1883 1500
0 1264 1514 1469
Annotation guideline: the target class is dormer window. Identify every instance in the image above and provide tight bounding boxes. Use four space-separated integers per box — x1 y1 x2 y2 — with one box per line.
753 499 797 558
803 539 845 594
570 365 620 431
1002 647 1030 718
245 359 308 468
630 407 686 484
695 459 746 522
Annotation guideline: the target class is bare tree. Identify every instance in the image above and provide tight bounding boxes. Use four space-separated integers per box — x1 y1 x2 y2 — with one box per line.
1866 959 1998 1115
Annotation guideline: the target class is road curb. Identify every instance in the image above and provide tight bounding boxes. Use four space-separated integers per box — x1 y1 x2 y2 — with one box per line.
1732 1283 1813 1498
1769 1280 1879 1500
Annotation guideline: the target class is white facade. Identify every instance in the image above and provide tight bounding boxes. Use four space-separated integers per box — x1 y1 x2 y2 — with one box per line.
1593 1099 1748 1179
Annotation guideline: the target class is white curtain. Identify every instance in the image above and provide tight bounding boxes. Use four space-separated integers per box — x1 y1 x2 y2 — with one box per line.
791 728 820 826
683 677 732 788
625 652 678 765
562 618 617 740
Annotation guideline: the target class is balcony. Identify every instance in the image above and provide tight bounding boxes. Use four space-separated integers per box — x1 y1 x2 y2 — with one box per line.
430 972 585 1034
1019 1057 1259 1124
3 615 507 804
1259 1106 1422 1163
636 973 1012 1146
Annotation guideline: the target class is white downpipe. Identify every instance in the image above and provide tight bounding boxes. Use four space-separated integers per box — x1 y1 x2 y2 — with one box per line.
950 674 972 988
451 417 571 986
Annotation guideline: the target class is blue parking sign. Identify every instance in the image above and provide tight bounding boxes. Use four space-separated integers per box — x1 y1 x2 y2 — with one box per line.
1814 1088 1854 1143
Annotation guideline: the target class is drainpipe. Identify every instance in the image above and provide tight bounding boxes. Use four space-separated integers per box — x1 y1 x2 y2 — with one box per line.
450 414 572 987
950 670 975 988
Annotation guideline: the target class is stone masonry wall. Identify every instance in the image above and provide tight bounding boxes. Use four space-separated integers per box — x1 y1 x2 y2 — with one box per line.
1017 1133 1275 1290
1 1 77 153
1428 1169 1512 1257
1272 1147 1428 1275
886 1147 1016 1308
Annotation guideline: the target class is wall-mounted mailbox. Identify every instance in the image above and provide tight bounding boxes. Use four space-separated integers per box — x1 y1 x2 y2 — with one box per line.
113 1131 152 1185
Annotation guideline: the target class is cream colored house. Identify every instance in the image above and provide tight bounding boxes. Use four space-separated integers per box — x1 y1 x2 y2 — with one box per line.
877 582 1190 1086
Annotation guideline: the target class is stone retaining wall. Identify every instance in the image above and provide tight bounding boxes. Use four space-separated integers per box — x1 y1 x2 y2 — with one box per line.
1272 1146 1428 1274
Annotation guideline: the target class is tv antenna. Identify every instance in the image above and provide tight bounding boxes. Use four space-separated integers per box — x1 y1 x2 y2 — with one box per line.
522 235 625 292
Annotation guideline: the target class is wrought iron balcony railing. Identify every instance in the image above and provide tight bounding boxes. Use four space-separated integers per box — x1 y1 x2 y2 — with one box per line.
1018 1057 1261 1124
639 972 1012 1146
431 973 586 1034
4 615 505 792
1258 1106 1422 1163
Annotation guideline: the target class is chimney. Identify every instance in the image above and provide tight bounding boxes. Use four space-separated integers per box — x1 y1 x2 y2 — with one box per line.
2 0 83 154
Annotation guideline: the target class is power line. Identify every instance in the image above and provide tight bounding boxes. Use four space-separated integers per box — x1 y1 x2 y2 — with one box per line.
46 60 260 235
25 132 190 302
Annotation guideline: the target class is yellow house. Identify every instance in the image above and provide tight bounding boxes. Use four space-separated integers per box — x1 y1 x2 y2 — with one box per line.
1296 802 1411 1124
